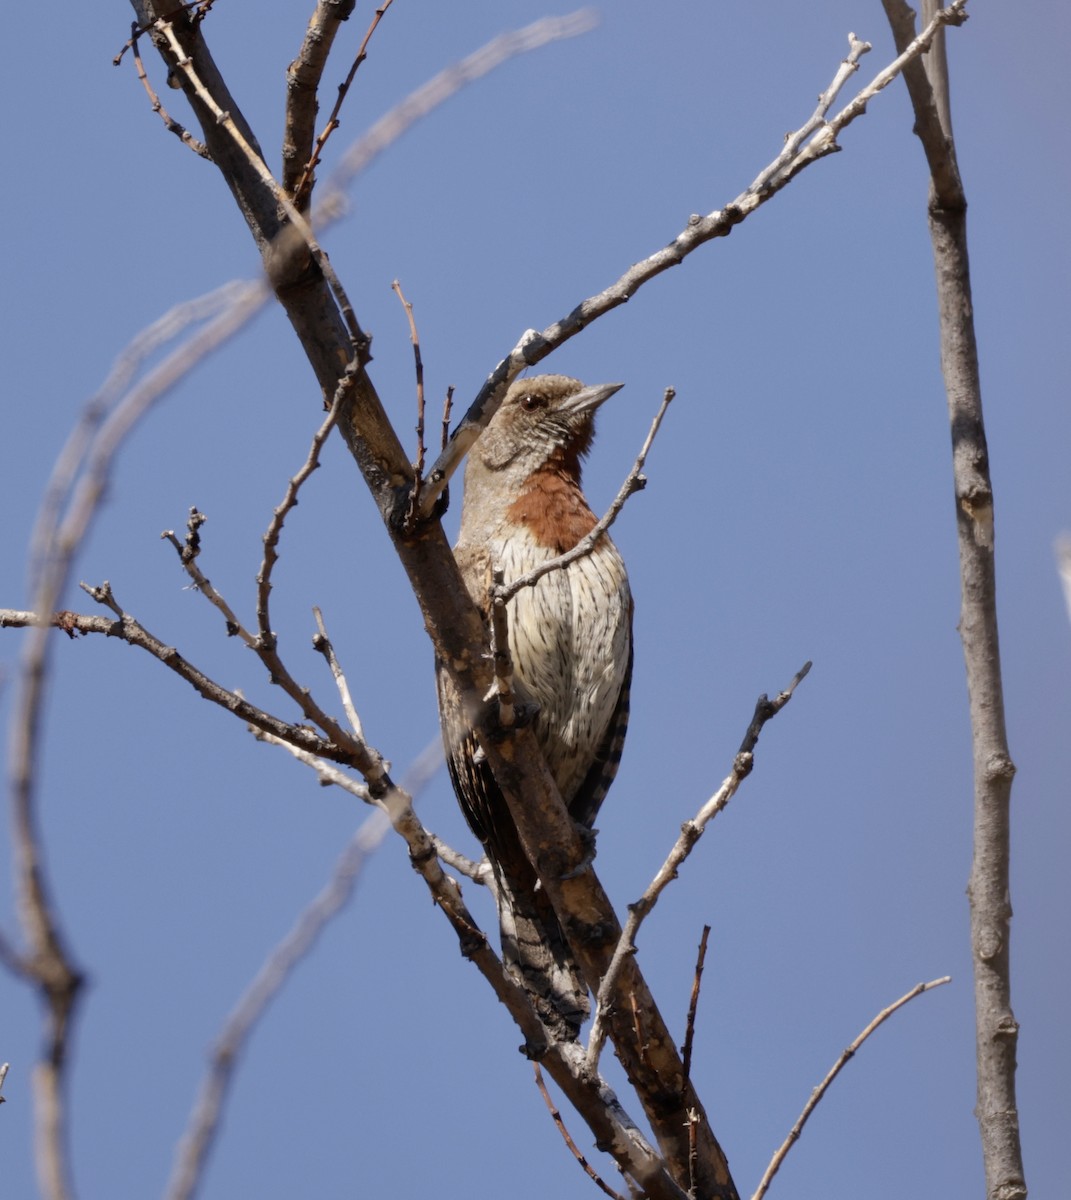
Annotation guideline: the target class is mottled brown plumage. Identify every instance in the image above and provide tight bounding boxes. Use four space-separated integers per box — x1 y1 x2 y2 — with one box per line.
436 374 633 1039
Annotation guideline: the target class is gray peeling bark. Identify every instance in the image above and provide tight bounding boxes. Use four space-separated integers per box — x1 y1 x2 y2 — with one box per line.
131 5 736 1198
882 4 1026 1197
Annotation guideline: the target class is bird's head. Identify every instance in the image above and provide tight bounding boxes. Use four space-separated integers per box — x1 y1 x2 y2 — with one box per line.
471 374 624 479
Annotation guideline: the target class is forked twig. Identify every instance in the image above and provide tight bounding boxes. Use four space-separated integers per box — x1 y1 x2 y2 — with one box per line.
750 976 953 1200
291 0 397 208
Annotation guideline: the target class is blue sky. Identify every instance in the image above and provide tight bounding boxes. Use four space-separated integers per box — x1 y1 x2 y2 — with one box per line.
2 2 1068 1197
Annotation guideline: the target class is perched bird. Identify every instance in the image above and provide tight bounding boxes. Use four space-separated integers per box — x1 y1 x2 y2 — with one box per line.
437 374 633 1039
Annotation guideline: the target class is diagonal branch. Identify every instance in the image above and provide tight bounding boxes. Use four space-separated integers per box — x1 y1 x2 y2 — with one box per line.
751 976 952 1200
417 2 971 516
587 664 811 1073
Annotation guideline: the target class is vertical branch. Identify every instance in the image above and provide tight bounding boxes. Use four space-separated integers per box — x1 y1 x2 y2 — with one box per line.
880 4 1025 1198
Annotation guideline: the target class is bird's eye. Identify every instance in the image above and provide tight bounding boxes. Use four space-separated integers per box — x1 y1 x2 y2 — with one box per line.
519 393 546 413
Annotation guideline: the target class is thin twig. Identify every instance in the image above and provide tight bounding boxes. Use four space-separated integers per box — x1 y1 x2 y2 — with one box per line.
587 664 811 1073
681 926 711 1086
2 602 354 768
686 1108 700 1200
489 566 516 729
131 21 210 158
750 976 953 1200
391 279 428 525
311 606 366 741
441 387 454 452
497 388 674 606
161 508 258 647
533 1064 630 1200
392 280 427 477
248 371 388 773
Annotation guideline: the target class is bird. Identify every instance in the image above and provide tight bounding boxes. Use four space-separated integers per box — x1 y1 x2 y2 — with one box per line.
436 373 633 1040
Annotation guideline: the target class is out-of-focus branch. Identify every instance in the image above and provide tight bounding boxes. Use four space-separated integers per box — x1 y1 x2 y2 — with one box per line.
1055 535 1071 625
164 740 437 1200
880 5 1024 1198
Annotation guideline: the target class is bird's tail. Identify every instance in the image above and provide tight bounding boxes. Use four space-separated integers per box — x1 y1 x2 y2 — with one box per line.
492 859 589 1042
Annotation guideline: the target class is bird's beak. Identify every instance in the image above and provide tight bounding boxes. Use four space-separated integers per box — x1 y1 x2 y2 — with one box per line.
560 381 625 419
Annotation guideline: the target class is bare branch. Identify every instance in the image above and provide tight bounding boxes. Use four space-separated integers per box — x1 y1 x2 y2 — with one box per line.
282 0 360 200
418 4 971 515
751 977 953 1200
440 387 454 452
587 665 810 1073
391 279 429 525
430 836 489 886
256 374 350 645
155 17 368 352
162 508 258 648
